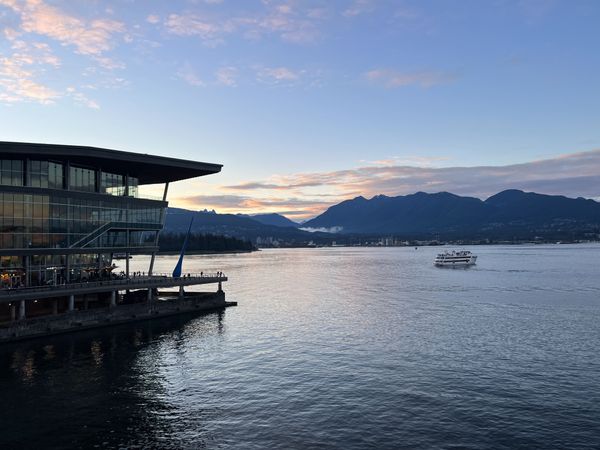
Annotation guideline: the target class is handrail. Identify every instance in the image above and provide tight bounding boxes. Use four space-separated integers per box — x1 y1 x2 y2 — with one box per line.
0 273 227 296
69 221 162 248
69 221 114 248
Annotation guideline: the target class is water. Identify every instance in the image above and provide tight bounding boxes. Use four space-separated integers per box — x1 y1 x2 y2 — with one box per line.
1 244 600 449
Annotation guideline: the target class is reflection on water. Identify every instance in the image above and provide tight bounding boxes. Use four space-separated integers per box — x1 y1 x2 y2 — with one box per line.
0 311 226 449
1 245 600 449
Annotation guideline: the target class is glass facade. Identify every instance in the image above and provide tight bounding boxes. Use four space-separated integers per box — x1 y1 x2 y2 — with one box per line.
0 155 168 289
0 192 161 249
1 159 143 198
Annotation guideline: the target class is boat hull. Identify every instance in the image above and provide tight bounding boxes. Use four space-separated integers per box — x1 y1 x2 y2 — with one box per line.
434 260 477 267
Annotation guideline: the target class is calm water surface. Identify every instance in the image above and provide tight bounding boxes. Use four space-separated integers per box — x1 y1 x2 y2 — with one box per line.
1 245 600 449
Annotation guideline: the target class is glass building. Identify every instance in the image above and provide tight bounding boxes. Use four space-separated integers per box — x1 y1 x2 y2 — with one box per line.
0 142 222 323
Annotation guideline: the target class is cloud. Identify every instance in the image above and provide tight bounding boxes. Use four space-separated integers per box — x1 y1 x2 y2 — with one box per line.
300 226 344 233
66 86 100 109
366 69 457 88
0 38 61 104
215 66 238 86
343 0 376 17
361 156 452 167
256 66 301 84
177 62 205 87
0 0 127 107
164 13 225 46
162 1 324 46
146 14 160 24
1 0 126 56
173 193 333 219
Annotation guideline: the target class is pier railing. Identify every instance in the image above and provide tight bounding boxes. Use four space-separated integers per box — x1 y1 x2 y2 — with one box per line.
0 273 227 298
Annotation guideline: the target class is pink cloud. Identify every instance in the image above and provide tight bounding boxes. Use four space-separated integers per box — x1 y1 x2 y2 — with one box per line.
1 0 126 56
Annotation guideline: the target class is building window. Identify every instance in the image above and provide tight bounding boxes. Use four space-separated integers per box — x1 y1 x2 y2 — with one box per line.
0 160 23 186
69 166 96 193
100 172 125 196
49 162 64 189
127 176 139 197
29 161 63 189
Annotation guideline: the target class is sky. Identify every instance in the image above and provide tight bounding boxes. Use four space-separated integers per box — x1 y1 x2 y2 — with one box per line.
1 0 599 220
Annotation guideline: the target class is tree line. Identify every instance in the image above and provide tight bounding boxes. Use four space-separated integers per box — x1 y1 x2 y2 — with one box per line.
155 232 255 253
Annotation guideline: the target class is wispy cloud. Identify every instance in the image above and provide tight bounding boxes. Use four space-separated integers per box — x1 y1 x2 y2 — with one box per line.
174 194 332 219
361 156 452 167
164 13 225 46
215 66 238 87
161 1 325 46
0 34 60 104
255 66 301 84
343 0 376 17
66 87 100 109
177 62 205 87
1 0 126 56
366 69 457 88
0 0 126 107
146 14 160 25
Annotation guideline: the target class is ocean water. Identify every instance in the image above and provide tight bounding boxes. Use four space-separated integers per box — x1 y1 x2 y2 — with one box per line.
1 244 600 449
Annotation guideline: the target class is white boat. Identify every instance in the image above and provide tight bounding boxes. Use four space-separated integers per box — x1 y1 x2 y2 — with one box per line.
434 250 477 267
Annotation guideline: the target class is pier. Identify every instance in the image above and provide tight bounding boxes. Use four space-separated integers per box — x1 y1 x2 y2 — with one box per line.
0 273 234 343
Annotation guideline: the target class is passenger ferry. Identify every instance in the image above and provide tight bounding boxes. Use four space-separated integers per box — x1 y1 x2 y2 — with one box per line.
434 250 477 267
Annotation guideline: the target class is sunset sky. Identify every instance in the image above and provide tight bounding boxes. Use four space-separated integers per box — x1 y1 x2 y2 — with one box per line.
1 0 599 220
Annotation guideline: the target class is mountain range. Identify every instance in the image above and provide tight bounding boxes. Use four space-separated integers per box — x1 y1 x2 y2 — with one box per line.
164 190 600 242
302 190 600 237
164 208 311 243
237 213 299 228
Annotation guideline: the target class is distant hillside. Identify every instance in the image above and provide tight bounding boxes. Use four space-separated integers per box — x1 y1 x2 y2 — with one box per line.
157 232 254 253
164 208 318 244
239 213 299 228
302 190 600 239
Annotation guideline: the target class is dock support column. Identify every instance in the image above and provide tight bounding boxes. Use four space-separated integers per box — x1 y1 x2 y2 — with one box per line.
149 182 169 277
68 295 75 312
18 300 26 320
179 285 184 299
10 304 16 322
52 299 58 315
66 255 71 283
25 255 31 287
147 288 152 303
218 281 223 292
110 291 117 308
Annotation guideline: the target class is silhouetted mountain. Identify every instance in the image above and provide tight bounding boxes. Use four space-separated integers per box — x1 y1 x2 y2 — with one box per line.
302 190 600 238
164 208 316 244
238 213 299 228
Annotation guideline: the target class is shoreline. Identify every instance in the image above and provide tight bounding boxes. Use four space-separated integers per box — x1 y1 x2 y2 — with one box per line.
157 249 256 256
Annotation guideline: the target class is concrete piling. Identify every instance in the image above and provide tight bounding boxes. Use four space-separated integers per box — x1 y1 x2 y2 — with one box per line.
19 300 26 320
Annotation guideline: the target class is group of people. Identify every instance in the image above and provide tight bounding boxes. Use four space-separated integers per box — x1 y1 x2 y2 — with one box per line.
1 269 226 290
196 271 225 278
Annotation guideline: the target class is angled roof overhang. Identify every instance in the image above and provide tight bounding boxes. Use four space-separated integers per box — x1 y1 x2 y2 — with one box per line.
0 141 222 185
